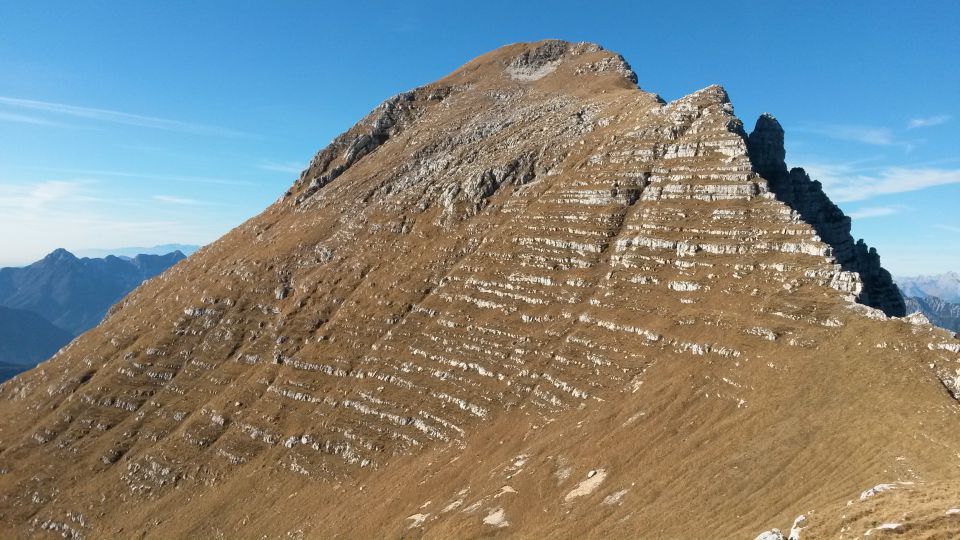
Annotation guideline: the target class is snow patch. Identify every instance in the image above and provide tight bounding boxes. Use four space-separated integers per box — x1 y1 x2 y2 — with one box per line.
482 507 509 528
564 468 607 501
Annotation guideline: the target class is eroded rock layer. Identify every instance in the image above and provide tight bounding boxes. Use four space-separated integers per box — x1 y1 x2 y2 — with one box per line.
1 41 958 539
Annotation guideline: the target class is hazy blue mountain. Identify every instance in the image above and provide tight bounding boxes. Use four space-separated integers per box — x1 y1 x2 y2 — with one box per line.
0 305 73 367
0 249 186 336
0 249 186 382
74 243 200 259
895 272 960 303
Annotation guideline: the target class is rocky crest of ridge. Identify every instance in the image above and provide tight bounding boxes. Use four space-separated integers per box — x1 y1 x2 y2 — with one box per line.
0 40 958 539
747 114 905 317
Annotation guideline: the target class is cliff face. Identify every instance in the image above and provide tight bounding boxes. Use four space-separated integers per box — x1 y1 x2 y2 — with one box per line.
746 114 906 317
0 41 958 539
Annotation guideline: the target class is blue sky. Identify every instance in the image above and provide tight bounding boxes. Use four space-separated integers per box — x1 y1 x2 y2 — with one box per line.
0 1 957 275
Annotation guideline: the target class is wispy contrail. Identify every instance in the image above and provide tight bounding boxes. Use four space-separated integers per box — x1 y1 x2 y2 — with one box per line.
0 110 64 126
0 95 247 137
34 167 253 186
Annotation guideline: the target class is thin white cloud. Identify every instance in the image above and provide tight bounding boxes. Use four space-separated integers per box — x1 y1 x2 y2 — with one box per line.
847 206 904 219
797 124 895 146
36 167 252 186
0 110 63 126
153 195 202 205
935 224 960 233
802 162 960 202
0 178 217 267
0 180 89 211
258 160 304 174
907 115 951 129
0 95 247 137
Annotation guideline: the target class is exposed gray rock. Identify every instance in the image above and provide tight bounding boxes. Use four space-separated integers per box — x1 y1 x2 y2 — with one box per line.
747 114 905 317
505 40 638 85
754 529 785 540
293 89 431 204
506 40 570 81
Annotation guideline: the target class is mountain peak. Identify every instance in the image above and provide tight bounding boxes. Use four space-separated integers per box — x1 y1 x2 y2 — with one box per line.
504 40 637 85
447 39 639 90
41 248 78 264
0 43 956 538
1 248 186 336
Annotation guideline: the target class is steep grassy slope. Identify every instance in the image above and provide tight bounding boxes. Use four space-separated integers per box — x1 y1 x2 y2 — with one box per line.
0 41 958 538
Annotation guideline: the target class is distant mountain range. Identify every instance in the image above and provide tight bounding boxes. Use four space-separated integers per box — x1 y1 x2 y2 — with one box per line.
73 243 200 259
896 272 960 303
0 248 186 381
896 272 960 333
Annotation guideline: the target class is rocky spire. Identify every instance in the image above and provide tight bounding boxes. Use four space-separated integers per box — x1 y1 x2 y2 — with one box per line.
747 114 906 317
746 113 787 178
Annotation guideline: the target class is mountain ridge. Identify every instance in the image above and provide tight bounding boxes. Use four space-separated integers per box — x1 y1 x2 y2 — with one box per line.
73 244 201 260
0 249 186 336
904 293 960 334
0 249 187 382
0 40 958 538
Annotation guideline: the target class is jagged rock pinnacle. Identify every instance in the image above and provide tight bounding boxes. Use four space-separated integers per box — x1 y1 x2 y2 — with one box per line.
747 113 787 178
744 112 905 317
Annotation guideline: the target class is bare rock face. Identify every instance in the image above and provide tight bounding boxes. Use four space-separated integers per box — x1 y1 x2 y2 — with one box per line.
506 40 638 84
746 114 906 316
0 41 958 539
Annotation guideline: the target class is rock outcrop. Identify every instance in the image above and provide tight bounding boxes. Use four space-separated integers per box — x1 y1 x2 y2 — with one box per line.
0 41 957 539
747 114 906 316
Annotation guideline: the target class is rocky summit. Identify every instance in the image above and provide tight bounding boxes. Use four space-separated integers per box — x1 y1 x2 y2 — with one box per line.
1 41 959 538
